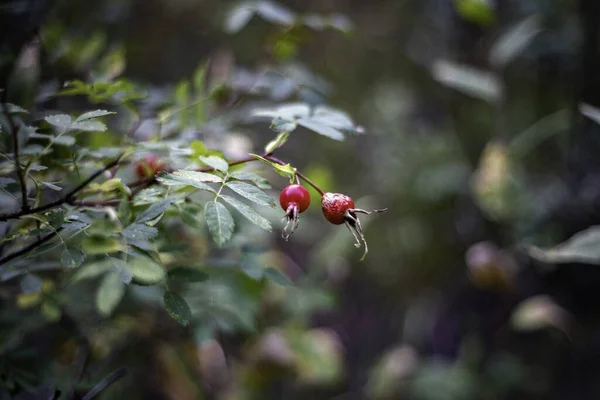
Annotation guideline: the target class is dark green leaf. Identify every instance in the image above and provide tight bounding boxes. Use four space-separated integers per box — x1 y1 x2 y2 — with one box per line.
168 267 209 283
61 246 85 268
264 267 293 286
158 243 189 253
96 271 125 316
121 223 158 241
164 291 192 326
204 201 235 246
135 199 172 223
221 194 272 231
46 209 65 229
226 181 275 207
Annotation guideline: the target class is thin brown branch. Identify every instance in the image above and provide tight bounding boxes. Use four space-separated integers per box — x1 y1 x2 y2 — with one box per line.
71 199 122 207
0 155 124 221
0 227 62 266
2 101 29 211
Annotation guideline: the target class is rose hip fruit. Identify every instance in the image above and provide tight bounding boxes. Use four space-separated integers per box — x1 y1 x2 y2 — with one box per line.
280 184 311 213
321 192 355 225
136 154 165 178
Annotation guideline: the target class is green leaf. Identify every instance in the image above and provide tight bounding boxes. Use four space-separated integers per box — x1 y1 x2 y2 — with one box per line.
199 155 229 173
72 261 112 281
4 103 28 114
256 1 295 25
46 209 65 229
96 271 125 316
249 154 296 182
82 235 123 255
224 4 255 33
270 117 297 133
121 224 158 241
0 177 16 188
265 131 291 153
135 199 172 223
42 302 62 322
580 103 600 126
41 182 62 191
156 172 216 193
489 16 541 67
221 194 272 231
164 291 192 326
76 110 116 121
53 135 76 146
229 171 271 189
226 181 275 207
528 226 600 265
241 255 264 280
107 256 133 283
264 267 293 286
454 0 496 26
127 257 166 284
432 59 501 103
45 114 72 133
159 170 222 186
61 246 85 268
71 120 107 132
168 267 209 283
190 140 209 158
204 201 235 246
298 119 344 141
20 274 42 293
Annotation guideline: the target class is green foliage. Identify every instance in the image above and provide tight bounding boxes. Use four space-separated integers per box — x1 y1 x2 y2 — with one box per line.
163 291 192 326
204 201 235 246
0 2 379 398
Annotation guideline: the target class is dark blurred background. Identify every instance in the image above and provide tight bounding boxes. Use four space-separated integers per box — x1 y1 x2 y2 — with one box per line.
3 0 600 399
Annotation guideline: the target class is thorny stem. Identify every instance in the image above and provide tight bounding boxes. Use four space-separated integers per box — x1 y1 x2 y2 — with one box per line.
2 101 29 211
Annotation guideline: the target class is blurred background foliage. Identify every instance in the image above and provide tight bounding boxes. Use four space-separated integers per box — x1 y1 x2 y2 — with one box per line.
3 0 600 399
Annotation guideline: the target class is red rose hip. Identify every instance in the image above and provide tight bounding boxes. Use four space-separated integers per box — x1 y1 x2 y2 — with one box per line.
321 192 355 225
280 184 310 213
279 184 311 240
136 154 165 178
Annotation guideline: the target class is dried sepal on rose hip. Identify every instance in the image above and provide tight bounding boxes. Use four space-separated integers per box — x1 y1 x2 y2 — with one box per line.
279 184 311 240
321 192 387 261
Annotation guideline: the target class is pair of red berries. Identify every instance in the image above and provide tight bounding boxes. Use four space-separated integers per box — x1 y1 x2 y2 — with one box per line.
279 184 385 260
